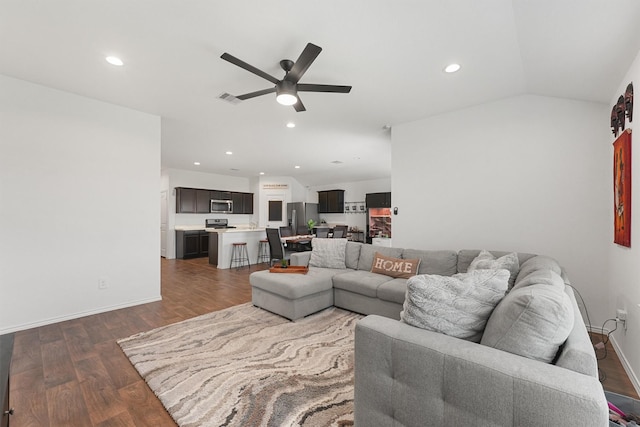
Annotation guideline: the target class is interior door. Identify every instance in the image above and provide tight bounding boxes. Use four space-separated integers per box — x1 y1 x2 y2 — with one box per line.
161 190 168 257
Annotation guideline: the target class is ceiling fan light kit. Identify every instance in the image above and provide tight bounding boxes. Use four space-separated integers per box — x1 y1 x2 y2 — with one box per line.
276 80 298 105
221 42 352 112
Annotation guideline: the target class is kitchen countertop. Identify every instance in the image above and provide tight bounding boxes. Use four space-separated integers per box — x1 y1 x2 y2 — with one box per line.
174 225 265 233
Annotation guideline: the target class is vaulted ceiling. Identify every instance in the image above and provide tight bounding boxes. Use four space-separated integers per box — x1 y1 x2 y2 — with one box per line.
2 1 640 186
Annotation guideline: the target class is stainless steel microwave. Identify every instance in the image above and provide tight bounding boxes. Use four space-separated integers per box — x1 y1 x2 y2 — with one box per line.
210 199 233 213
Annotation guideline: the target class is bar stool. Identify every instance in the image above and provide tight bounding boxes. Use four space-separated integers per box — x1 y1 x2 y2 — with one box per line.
230 242 250 269
257 239 270 264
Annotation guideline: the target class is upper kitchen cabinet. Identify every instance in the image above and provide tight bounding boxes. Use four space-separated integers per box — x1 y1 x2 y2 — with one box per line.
176 187 211 213
366 192 391 208
211 191 232 201
318 190 345 213
175 187 253 214
232 192 254 214
196 190 212 213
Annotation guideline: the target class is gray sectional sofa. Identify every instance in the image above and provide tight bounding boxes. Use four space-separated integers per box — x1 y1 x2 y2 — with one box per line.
249 242 609 426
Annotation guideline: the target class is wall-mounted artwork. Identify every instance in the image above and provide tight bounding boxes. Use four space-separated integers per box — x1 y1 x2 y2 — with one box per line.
613 129 632 247
611 82 633 137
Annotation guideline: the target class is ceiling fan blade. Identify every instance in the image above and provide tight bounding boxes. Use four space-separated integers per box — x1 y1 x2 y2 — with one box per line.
284 43 322 84
293 97 306 112
221 53 280 84
236 87 276 100
297 84 352 93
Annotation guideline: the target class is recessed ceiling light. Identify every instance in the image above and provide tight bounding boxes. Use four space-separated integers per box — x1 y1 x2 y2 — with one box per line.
444 63 461 73
259 172 265 175
294 165 301 169
286 122 295 128
193 161 200 166
225 151 233 155
106 56 124 66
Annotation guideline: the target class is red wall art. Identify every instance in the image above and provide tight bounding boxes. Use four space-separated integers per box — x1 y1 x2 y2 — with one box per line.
613 129 632 247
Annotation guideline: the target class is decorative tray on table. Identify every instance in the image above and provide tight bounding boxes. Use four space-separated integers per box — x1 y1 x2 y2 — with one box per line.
268 266 309 274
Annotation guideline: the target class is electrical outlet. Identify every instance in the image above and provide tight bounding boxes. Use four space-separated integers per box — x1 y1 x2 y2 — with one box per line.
617 309 627 321
98 277 108 290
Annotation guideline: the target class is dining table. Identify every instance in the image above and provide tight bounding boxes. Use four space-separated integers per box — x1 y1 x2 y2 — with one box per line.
281 234 314 251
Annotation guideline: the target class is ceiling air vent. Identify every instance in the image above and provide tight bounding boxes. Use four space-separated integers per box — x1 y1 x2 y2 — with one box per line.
218 92 241 105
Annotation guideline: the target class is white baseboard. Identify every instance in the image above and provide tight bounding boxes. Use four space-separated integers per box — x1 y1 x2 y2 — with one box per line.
0 295 162 335
588 324 640 397
610 333 640 397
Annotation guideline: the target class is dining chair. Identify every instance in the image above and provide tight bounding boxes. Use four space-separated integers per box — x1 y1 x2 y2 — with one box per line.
279 226 293 237
266 228 290 266
332 225 348 238
314 227 330 238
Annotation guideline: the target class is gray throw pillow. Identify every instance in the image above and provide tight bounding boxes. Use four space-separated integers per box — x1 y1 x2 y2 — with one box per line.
401 269 510 342
309 238 347 269
468 249 520 290
480 283 574 363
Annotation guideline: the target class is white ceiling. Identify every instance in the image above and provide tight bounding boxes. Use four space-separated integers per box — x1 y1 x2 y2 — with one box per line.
2 1 640 186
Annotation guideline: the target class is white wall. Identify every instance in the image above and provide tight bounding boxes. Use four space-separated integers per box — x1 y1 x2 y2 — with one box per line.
392 94 611 330
607 47 640 392
308 178 391 230
0 74 161 333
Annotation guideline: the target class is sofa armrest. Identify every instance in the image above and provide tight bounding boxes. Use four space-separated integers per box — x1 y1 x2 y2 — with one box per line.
354 315 608 427
290 251 311 266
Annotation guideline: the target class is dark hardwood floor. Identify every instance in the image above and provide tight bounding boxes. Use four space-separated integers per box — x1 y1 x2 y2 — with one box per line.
8 258 639 426
10 258 266 427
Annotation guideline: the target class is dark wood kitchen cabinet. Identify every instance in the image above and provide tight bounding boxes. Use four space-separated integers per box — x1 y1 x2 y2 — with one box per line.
175 188 212 213
366 192 391 208
175 187 253 214
176 230 209 259
232 192 254 214
318 190 345 213
211 191 232 201
195 190 212 213
176 188 197 213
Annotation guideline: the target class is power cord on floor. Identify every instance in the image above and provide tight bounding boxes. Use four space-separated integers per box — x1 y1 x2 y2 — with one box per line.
567 284 614 383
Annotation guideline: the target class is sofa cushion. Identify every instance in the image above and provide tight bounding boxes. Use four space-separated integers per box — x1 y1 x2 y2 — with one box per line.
309 238 347 269
401 249 458 276
400 269 510 342
511 269 565 292
357 245 403 271
514 255 563 287
345 241 363 270
457 249 535 274
332 270 393 298
377 278 407 304
371 252 420 279
481 283 574 363
467 249 520 289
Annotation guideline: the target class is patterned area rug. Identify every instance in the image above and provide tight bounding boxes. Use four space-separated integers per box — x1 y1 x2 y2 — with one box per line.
117 303 361 427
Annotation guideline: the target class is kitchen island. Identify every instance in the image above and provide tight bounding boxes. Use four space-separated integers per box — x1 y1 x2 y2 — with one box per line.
206 228 266 269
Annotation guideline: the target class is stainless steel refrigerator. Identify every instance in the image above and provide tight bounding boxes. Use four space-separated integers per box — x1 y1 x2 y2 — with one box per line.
287 202 319 235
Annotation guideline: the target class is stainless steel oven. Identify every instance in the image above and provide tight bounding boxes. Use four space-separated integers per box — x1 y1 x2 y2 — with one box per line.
210 199 233 213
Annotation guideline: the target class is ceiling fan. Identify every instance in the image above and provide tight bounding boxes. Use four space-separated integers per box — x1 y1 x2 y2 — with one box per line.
220 43 352 112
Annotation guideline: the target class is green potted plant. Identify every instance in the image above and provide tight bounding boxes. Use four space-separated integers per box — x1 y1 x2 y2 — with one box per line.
307 219 317 235
280 258 288 268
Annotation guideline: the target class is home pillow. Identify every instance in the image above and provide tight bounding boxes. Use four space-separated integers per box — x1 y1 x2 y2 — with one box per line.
371 252 420 279
480 283 574 363
400 269 510 342
309 238 347 269
468 249 520 290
